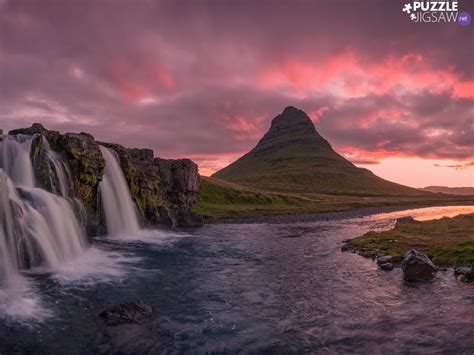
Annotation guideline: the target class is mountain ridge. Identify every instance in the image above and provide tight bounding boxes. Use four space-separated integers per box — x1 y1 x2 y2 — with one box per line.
422 186 474 196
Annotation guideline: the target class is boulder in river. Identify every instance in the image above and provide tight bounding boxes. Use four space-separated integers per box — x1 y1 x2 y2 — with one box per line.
401 249 436 282
99 301 153 326
376 255 394 271
454 266 474 282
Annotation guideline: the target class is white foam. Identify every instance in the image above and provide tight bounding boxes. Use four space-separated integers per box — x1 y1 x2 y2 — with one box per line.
106 228 191 245
0 275 51 322
31 247 140 286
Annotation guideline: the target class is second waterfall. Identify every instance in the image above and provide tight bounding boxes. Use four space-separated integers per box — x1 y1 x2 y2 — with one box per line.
99 146 140 237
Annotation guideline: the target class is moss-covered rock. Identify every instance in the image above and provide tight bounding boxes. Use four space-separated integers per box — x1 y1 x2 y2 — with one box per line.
52 133 105 235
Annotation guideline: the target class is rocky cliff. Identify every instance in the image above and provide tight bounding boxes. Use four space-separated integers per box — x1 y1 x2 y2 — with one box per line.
8 124 203 234
100 142 203 227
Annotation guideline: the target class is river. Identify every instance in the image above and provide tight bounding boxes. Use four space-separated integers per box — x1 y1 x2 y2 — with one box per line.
1 205 473 354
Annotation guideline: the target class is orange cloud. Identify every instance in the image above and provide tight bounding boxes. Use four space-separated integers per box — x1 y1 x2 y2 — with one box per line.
434 162 474 170
338 145 416 161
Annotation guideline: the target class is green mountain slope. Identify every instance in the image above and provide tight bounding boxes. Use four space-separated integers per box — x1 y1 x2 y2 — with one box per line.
213 106 427 196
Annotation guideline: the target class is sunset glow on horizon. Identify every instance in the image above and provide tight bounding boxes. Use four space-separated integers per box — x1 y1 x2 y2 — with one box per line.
0 0 472 188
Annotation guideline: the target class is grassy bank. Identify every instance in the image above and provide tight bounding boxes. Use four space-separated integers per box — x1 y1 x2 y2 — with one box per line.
194 177 322 221
194 176 474 222
349 214 474 267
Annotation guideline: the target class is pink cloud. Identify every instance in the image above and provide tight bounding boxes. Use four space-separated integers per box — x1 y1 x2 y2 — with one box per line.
256 50 472 101
105 57 175 103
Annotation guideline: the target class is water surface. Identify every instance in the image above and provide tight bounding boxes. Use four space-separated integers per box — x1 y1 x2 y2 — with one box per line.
1 205 473 354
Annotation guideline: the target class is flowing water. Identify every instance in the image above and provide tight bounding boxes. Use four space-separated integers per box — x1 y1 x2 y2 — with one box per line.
0 135 87 319
42 137 73 198
0 203 472 353
99 145 140 237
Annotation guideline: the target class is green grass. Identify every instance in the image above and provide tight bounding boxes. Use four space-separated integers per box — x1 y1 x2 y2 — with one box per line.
194 177 474 222
350 214 474 266
194 177 314 221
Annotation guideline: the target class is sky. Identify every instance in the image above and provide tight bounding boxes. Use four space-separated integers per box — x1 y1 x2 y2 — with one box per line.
0 0 472 188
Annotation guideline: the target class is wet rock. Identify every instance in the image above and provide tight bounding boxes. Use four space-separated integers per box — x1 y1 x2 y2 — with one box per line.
380 262 394 271
455 266 474 282
99 301 153 326
401 249 436 282
341 241 353 252
377 255 392 264
376 255 394 271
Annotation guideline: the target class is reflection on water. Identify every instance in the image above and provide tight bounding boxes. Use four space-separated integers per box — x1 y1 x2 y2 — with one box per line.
0 205 473 353
369 205 474 221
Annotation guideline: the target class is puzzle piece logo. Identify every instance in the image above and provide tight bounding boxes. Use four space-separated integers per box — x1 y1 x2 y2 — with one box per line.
403 3 412 14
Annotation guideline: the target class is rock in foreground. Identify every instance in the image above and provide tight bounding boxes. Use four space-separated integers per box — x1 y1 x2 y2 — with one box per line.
455 266 474 282
376 255 394 271
99 301 153 326
401 249 436 282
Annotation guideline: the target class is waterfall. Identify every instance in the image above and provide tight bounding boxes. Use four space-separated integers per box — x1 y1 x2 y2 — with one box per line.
99 146 140 237
42 137 73 198
0 135 35 187
0 134 87 285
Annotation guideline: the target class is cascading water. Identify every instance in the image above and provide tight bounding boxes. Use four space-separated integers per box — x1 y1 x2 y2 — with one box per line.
0 134 35 187
0 134 87 286
42 137 73 198
99 146 140 237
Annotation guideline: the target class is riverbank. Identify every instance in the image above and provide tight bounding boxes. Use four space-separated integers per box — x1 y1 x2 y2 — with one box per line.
206 202 474 224
345 213 474 267
195 177 474 223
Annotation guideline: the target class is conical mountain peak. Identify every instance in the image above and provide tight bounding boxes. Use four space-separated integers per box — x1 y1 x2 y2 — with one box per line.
256 106 330 150
261 106 316 142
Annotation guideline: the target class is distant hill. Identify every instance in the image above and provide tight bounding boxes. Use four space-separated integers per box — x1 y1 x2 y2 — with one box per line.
213 106 427 196
422 186 474 196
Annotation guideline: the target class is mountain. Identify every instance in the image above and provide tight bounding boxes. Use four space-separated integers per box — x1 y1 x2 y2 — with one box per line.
422 186 474 196
213 106 426 196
